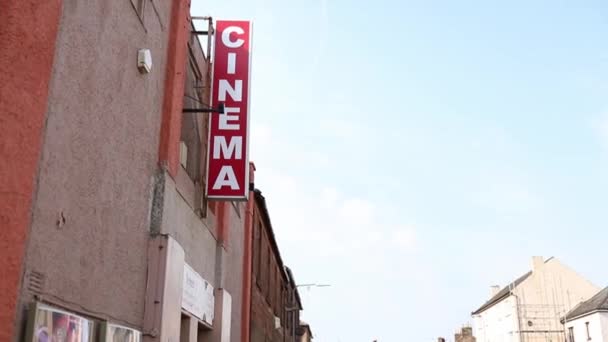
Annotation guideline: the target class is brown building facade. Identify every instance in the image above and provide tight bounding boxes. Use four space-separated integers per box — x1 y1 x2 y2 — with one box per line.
250 190 303 342
1 1 267 342
455 327 476 342
296 322 313 342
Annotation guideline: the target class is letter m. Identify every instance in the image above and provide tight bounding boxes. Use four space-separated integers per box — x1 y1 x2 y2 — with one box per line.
213 136 243 159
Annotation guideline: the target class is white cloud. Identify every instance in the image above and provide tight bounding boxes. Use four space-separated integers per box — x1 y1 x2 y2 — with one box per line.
256 166 419 260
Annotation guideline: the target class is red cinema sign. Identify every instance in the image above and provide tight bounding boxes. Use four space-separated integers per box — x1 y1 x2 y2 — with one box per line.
207 20 252 200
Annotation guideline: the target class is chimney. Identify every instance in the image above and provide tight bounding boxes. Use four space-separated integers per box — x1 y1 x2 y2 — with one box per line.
490 285 500 297
531 256 544 272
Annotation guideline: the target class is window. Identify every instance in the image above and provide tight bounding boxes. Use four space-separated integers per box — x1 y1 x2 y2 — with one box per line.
275 270 280 314
286 288 294 332
179 46 212 217
260 236 267 290
179 142 188 169
569 327 575 342
181 56 205 182
294 309 300 336
281 285 287 326
180 313 190 342
265 246 271 299
267 261 274 304
253 221 261 285
586 322 591 341
198 322 212 342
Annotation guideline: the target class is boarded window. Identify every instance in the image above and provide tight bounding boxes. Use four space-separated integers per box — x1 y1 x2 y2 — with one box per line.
265 246 271 299
253 220 261 286
181 55 207 182
260 234 267 292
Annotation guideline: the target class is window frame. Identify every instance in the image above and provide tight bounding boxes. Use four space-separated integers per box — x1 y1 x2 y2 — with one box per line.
569 326 576 342
177 42 212 219
253 220 261 287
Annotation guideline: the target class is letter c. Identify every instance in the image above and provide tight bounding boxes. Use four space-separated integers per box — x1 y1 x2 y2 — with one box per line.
222 26 245 48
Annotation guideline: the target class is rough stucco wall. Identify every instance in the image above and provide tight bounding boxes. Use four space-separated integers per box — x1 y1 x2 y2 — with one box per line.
0 0 63 339
18 0 172 334
158 172 250 342
159 173 218 283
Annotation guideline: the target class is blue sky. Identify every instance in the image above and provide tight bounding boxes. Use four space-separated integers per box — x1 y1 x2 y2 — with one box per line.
192 1 608 341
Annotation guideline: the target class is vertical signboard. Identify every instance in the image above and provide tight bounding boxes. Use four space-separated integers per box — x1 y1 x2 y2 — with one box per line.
207 20 252 200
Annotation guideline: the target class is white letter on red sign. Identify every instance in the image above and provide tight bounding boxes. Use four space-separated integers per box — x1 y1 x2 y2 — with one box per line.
206 20 252 200
213 166 239 190
219 107 240 130
218 80 243 102
222 26 245 48
213 136 243 160
227 53 236 74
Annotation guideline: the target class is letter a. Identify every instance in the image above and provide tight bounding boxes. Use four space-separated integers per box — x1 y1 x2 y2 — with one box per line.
213 166 239 190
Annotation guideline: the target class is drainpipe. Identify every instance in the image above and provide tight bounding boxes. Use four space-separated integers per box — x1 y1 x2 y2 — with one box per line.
241 162 255 342
511 289 523 342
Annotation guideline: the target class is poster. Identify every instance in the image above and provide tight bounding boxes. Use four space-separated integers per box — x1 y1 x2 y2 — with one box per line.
106 324 141 342
31 304 93 342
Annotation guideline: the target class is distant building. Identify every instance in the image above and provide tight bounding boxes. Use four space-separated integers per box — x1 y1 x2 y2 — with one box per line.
250 189 303 342
455 326 476 342
471 256 599 342
297 321 313 342
562 287 608 342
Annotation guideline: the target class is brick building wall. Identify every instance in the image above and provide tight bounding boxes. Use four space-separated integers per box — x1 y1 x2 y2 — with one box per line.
251 190 302 342
3 1 249 341
16 0 175 338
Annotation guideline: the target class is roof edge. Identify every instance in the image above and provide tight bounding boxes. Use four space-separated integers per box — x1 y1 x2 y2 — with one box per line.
471 293 511 315
563 309 608 323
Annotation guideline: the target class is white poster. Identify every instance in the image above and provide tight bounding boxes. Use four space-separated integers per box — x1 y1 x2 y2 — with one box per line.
182 263 214 325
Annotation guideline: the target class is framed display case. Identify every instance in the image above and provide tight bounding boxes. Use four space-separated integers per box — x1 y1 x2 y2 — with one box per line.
99 322 141 342
24 302 94 342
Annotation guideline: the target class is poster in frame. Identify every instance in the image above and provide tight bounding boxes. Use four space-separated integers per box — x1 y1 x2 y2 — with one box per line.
99 322 141 342
24 302 94 342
